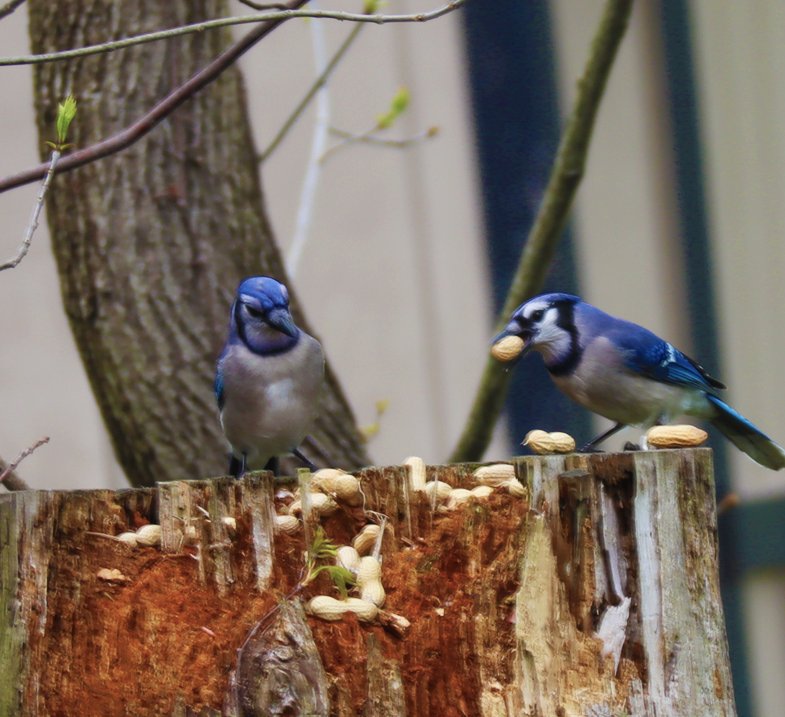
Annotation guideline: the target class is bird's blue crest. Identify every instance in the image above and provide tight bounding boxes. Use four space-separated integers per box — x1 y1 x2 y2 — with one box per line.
522 292 580 308
229 275 299 354
236 276 290 311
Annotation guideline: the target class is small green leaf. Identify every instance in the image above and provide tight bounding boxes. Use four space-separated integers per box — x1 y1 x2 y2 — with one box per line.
55 95 77 147
312 565 356 599
308 526 338 562
363 0 382 13
360 421 380 442
376 86 410 130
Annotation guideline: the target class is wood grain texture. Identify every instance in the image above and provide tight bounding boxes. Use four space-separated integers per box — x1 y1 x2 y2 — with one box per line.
0 449 736 716
26 0 370 487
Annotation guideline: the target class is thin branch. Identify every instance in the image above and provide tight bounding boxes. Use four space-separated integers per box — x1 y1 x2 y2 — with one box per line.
0 0 309 194
237 1 291 9
1 436 49 491
286 4 331 279
0 458 30 491
0 2 466 67
0 0 25 21
449 0 634 463
0 0 465 195
260 18 365 163
320 125 438 163
0 150 60 272
328 125 438 148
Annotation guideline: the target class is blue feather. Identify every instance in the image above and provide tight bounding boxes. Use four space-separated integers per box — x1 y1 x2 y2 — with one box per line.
706 394 785 470
495 292 785 470
608 323 724 391
214 365 225 410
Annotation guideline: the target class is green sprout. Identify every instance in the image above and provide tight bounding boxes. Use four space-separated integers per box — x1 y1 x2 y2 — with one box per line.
302 526 357 598
360 398 390 442
46 94 77 151
376 86 410 130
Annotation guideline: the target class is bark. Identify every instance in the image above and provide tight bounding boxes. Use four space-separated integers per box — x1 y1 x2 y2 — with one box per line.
26 0 370 487
0 449 736 716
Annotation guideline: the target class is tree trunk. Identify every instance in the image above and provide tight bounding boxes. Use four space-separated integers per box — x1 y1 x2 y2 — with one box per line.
26 0 370 487
0 449 737 716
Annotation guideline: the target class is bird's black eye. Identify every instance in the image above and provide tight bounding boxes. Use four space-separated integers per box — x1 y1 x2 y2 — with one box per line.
531 309 545 322
245 305 265 320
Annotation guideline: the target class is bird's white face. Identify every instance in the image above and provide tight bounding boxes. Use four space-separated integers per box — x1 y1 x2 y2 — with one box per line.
514 300 573 362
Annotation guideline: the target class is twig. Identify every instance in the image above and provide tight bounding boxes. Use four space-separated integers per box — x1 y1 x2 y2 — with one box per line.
0 0 307 194
320 124 437 163
0 436 50 491
286 3 330 279
0 2 467 67
0 0 24 21
0 0 465 195
449 0 634 463
237 1 290 9
0 457 30 491
0 150 60 272
327 125 438 151
717 492 740 516
259 18 365 163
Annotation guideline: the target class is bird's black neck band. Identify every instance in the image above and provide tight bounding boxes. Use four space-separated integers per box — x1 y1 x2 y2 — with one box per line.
546 301 582 376
234 300 298 356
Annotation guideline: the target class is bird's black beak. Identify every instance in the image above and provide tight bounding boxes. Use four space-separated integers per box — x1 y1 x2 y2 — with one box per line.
491 320 534 364
266 307 298 338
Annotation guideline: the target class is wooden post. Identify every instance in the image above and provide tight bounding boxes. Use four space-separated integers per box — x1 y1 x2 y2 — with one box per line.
0 449 736 716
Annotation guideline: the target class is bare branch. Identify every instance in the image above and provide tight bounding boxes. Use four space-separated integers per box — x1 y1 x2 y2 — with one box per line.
260 18 365 163
0 0 308 194
0 436 49 491
0 2 466 67
287 4 331 279
0 0 465 195
0 150 61 272
449 0 634 463
320 125 438 163
237 1 290 9
0 0 25 21
328 125 438 147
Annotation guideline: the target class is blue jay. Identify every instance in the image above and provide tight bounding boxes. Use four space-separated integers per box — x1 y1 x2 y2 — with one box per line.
494 293 785 470
215 276 325 477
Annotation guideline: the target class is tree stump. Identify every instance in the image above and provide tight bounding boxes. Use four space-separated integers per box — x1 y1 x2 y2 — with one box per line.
0 449 736 716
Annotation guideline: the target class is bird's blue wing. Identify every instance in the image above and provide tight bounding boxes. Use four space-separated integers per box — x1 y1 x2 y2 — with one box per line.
214 365 225 410
610 322 724 391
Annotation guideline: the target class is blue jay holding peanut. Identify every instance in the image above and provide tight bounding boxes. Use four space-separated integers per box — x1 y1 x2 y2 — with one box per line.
493 293 785 470
215 276 324 477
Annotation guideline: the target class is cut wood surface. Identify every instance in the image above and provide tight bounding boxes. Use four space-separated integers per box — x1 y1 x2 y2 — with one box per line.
0 449 736 716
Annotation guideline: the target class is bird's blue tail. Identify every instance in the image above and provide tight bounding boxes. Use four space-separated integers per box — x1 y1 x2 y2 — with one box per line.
706 394 785 470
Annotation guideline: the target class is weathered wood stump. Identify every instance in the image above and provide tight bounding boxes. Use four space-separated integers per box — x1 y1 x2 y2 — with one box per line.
0 449 736 716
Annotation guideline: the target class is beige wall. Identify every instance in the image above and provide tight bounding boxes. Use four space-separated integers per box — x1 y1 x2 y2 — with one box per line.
690 3 785 713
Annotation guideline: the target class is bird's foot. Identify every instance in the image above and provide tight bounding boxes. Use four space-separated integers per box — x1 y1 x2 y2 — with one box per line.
264 456 281 476
228 453 247 479
293 448 318 472
579 443 606 453
623 441 641 452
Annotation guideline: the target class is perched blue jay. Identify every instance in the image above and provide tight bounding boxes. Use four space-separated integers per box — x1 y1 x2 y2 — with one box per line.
494 293 785 470
215 276 324 477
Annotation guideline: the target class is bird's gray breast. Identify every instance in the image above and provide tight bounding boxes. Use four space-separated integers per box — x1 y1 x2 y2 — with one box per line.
219 335 324 463
551 336 697 426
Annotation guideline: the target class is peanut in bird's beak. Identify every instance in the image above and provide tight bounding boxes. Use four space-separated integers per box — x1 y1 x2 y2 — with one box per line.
490 322 532 364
